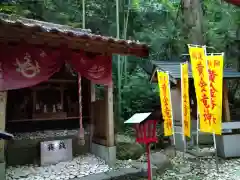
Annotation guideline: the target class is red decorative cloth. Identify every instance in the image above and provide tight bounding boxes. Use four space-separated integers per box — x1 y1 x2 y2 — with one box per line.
224 0 240 6
0 44 63 91
0 44 112 91
69 51 112 86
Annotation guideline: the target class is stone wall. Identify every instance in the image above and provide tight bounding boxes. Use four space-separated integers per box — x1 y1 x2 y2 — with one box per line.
6 135 90 166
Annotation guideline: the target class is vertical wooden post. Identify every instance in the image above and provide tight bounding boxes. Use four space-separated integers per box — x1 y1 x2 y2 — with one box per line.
223 80 231 122
91 83 96 102
104 85 114 147
0 91 7 162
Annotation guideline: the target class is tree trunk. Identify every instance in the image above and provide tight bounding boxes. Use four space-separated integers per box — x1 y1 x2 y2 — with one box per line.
237 25 240 72
182 0 204 45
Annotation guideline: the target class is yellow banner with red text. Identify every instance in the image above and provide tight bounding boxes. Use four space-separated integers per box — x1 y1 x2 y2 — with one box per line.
207 54 224 134
157 71 173 136
188 45 213 133
181 63 191 137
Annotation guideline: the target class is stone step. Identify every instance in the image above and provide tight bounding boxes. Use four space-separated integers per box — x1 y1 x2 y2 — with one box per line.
75 168 142 180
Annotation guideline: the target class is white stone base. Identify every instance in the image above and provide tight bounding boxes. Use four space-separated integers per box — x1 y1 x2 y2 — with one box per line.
91 143 116 166
171 122 214 151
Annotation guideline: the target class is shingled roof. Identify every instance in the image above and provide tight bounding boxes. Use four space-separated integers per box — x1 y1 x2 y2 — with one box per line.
0 13 149 57
149 61 240 83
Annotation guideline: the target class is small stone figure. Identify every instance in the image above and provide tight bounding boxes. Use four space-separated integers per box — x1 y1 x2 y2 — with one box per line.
44 104 47 113
57 103 62 111
53 105 56 112
36 103 40 112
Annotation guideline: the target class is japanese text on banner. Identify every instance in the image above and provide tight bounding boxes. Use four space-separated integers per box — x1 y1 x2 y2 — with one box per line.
157 71 173 136
181 63 191 137
188 45 212 133
207 55 224 134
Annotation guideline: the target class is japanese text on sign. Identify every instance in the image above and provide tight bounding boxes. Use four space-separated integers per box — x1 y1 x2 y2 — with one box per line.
40 139 72 166
207 55 224 134
157 71 173 136
181 63 191 137
188 45 213 133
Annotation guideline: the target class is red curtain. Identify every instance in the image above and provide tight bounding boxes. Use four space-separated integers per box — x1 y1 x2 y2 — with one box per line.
224 0 240 6
0 44 64 91
0 44 112 91
69 51 112 85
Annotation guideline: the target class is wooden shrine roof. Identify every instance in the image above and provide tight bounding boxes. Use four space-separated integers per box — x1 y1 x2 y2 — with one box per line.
150 61 240 83
0 13 149 57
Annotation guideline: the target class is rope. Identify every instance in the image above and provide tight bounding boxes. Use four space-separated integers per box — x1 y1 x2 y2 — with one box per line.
78 74 83 129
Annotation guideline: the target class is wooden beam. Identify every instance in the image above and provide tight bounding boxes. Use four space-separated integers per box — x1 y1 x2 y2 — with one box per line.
223 80 231 122
91 83 96 102
104 86 114 147
0 91 7 162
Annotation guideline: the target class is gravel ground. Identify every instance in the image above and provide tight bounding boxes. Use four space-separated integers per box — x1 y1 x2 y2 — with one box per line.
156 150 240 180
9 132 240 180
6 154 133 180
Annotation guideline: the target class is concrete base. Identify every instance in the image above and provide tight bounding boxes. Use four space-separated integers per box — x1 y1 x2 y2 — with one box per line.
0 162 5 180
171 126 185 151
91 143 116 166
216 134 240 158
171 123 214 151
7 135 90 166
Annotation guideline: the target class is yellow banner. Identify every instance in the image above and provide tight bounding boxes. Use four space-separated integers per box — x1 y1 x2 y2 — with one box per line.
207 54 224 134
181 63 191 137
157 71 173 136
188 45 213 133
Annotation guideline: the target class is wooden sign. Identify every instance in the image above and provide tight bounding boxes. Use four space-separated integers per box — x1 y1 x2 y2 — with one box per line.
40 139 73 166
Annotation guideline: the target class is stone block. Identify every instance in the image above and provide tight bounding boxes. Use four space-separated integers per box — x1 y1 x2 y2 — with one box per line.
132 162 157 177
80 172 109 180
0 162 5 180
6 136 90 166
151 152 172 174
7 147 39 165
91 143 116 166
106 168 141 179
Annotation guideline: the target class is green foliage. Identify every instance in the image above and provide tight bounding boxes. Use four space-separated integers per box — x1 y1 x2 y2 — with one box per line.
116 142 144 160
120 67 158 119
1 0 240 123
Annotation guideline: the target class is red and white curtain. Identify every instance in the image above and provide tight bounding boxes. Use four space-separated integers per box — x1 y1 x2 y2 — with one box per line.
0 44 112 91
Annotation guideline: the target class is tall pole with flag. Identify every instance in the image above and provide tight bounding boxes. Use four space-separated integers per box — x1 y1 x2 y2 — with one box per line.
157 71 176 145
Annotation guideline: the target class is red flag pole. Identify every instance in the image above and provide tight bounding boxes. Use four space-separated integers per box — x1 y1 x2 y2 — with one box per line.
146 143 152 180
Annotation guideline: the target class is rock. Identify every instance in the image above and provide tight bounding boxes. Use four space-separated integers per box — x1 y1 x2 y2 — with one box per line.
164 146 176 158
132 161 157 177
116 142 144 160
150 152 172 174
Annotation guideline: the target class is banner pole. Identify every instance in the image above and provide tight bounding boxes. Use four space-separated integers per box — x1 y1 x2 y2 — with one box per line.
196 111 200 152
166 71 176 152
208 52 220 173
180 63 186 159
213 133 219 173
146 143 152 180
